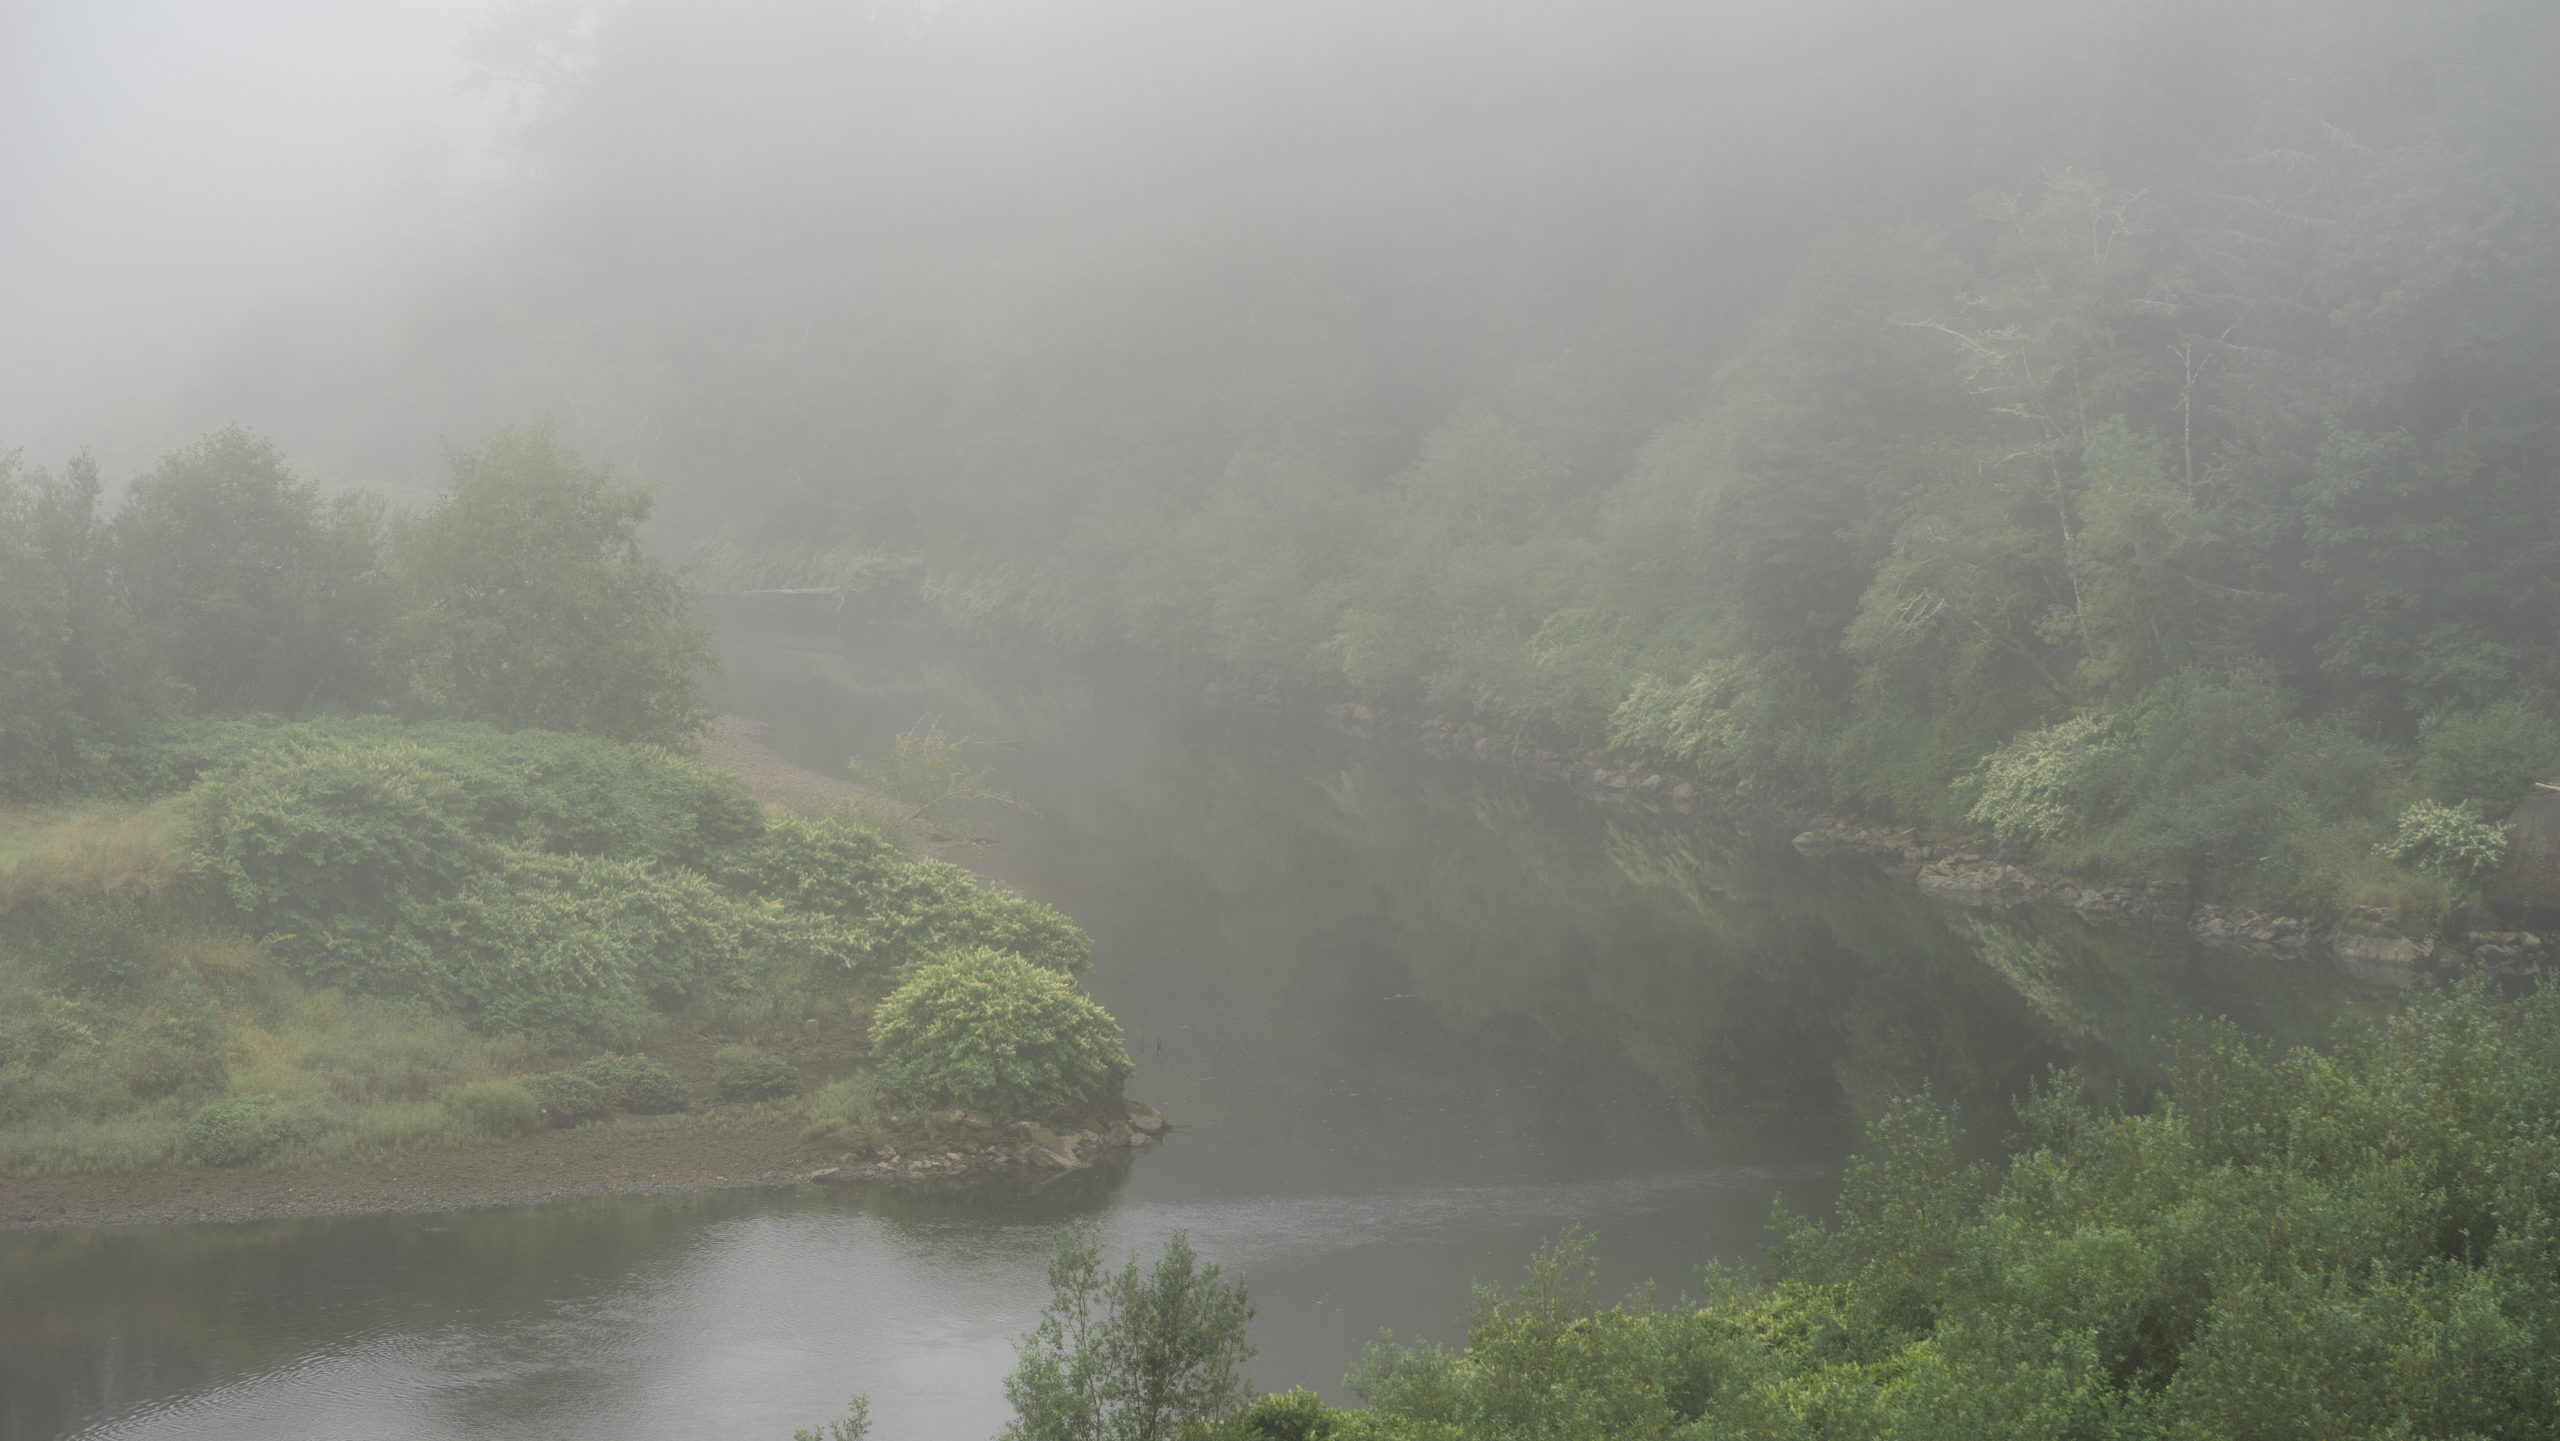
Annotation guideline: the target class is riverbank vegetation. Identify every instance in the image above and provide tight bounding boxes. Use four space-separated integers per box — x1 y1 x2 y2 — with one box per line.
0 718 1113 1177
1065 982 2557 1441
0 430 1128 1182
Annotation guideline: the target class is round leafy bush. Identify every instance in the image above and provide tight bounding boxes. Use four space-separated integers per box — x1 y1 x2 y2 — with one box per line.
712 1047 804 1102
440 1079 542 1137
577 1052 688 1114
2379 800 2512 887
523 1069 610 1126
870 947 1131 1116
182 1095 285 1166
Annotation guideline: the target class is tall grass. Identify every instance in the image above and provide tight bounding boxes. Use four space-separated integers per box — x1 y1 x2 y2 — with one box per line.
0 804 189 915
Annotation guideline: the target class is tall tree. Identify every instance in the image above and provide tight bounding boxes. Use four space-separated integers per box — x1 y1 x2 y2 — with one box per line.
393 424 712 745
113 428 392 715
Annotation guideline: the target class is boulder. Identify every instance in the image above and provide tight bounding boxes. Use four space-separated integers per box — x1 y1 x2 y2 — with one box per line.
2333 926 2429 988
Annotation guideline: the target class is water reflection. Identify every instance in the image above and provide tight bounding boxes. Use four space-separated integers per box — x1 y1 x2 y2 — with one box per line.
0 611 2354 1438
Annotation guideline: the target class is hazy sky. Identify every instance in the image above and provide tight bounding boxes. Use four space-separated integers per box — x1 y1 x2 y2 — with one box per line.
1 0 506 469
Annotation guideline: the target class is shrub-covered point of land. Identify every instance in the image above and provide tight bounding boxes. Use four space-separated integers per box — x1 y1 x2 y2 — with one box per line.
871 947 1131 1115
1200 982 2560 1441
0 718 1122 1174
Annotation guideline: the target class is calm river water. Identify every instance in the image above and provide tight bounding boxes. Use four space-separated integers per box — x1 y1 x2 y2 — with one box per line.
0 610 2356 1440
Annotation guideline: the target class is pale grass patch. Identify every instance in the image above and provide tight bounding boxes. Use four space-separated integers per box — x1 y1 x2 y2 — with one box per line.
304 1102 477 1162
0 1111 188 1175
0 804 189 915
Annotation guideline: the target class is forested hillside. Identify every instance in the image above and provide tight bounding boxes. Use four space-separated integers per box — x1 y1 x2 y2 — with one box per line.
46 0 2560 917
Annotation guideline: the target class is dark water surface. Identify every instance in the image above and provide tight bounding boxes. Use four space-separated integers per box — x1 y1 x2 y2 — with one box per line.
1 612 2355 1440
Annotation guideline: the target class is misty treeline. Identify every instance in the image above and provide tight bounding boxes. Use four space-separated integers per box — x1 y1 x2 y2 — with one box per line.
99 0 2560 913
0 423 710 801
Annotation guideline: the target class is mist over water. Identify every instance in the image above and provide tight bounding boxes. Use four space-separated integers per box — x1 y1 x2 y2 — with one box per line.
1 613 2349 1440
8 2 2556 1435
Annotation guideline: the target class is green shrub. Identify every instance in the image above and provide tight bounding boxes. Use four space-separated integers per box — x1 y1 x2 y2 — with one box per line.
1209 1389 1339 1440
2378 799 2511 887
116 1011 227 1100
790 1393 873 1441
523 1069 610 1126
439 1079 542 1137
1960 712 2126 847
34 896 156 993
711 1046 804 1102
181 1095 285 1166
726 816 1092 980
2420 700 2560 816
0 1011 99 1070
870 947 1130 1115
576 1052 687 1113
1605 661 1766 779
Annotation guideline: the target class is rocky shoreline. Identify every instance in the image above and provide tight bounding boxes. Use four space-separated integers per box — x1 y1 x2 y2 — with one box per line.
1294 696 2550 991
808 1099 1167 1188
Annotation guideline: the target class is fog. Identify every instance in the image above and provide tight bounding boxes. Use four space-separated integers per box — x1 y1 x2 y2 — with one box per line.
10 4 2560 1433
0 1 508 476
8 0 2040 494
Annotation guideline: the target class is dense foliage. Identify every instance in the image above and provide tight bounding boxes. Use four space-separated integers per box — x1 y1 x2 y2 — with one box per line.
1202 983 2560 1441
719 815 1091 981
0 425 711 802
1003 1228 1257 1441
392 424 712 746
167 720 1088 1039
871 947 1131 1115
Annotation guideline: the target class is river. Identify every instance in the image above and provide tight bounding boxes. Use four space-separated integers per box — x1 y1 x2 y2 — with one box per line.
0 610 2356 1440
